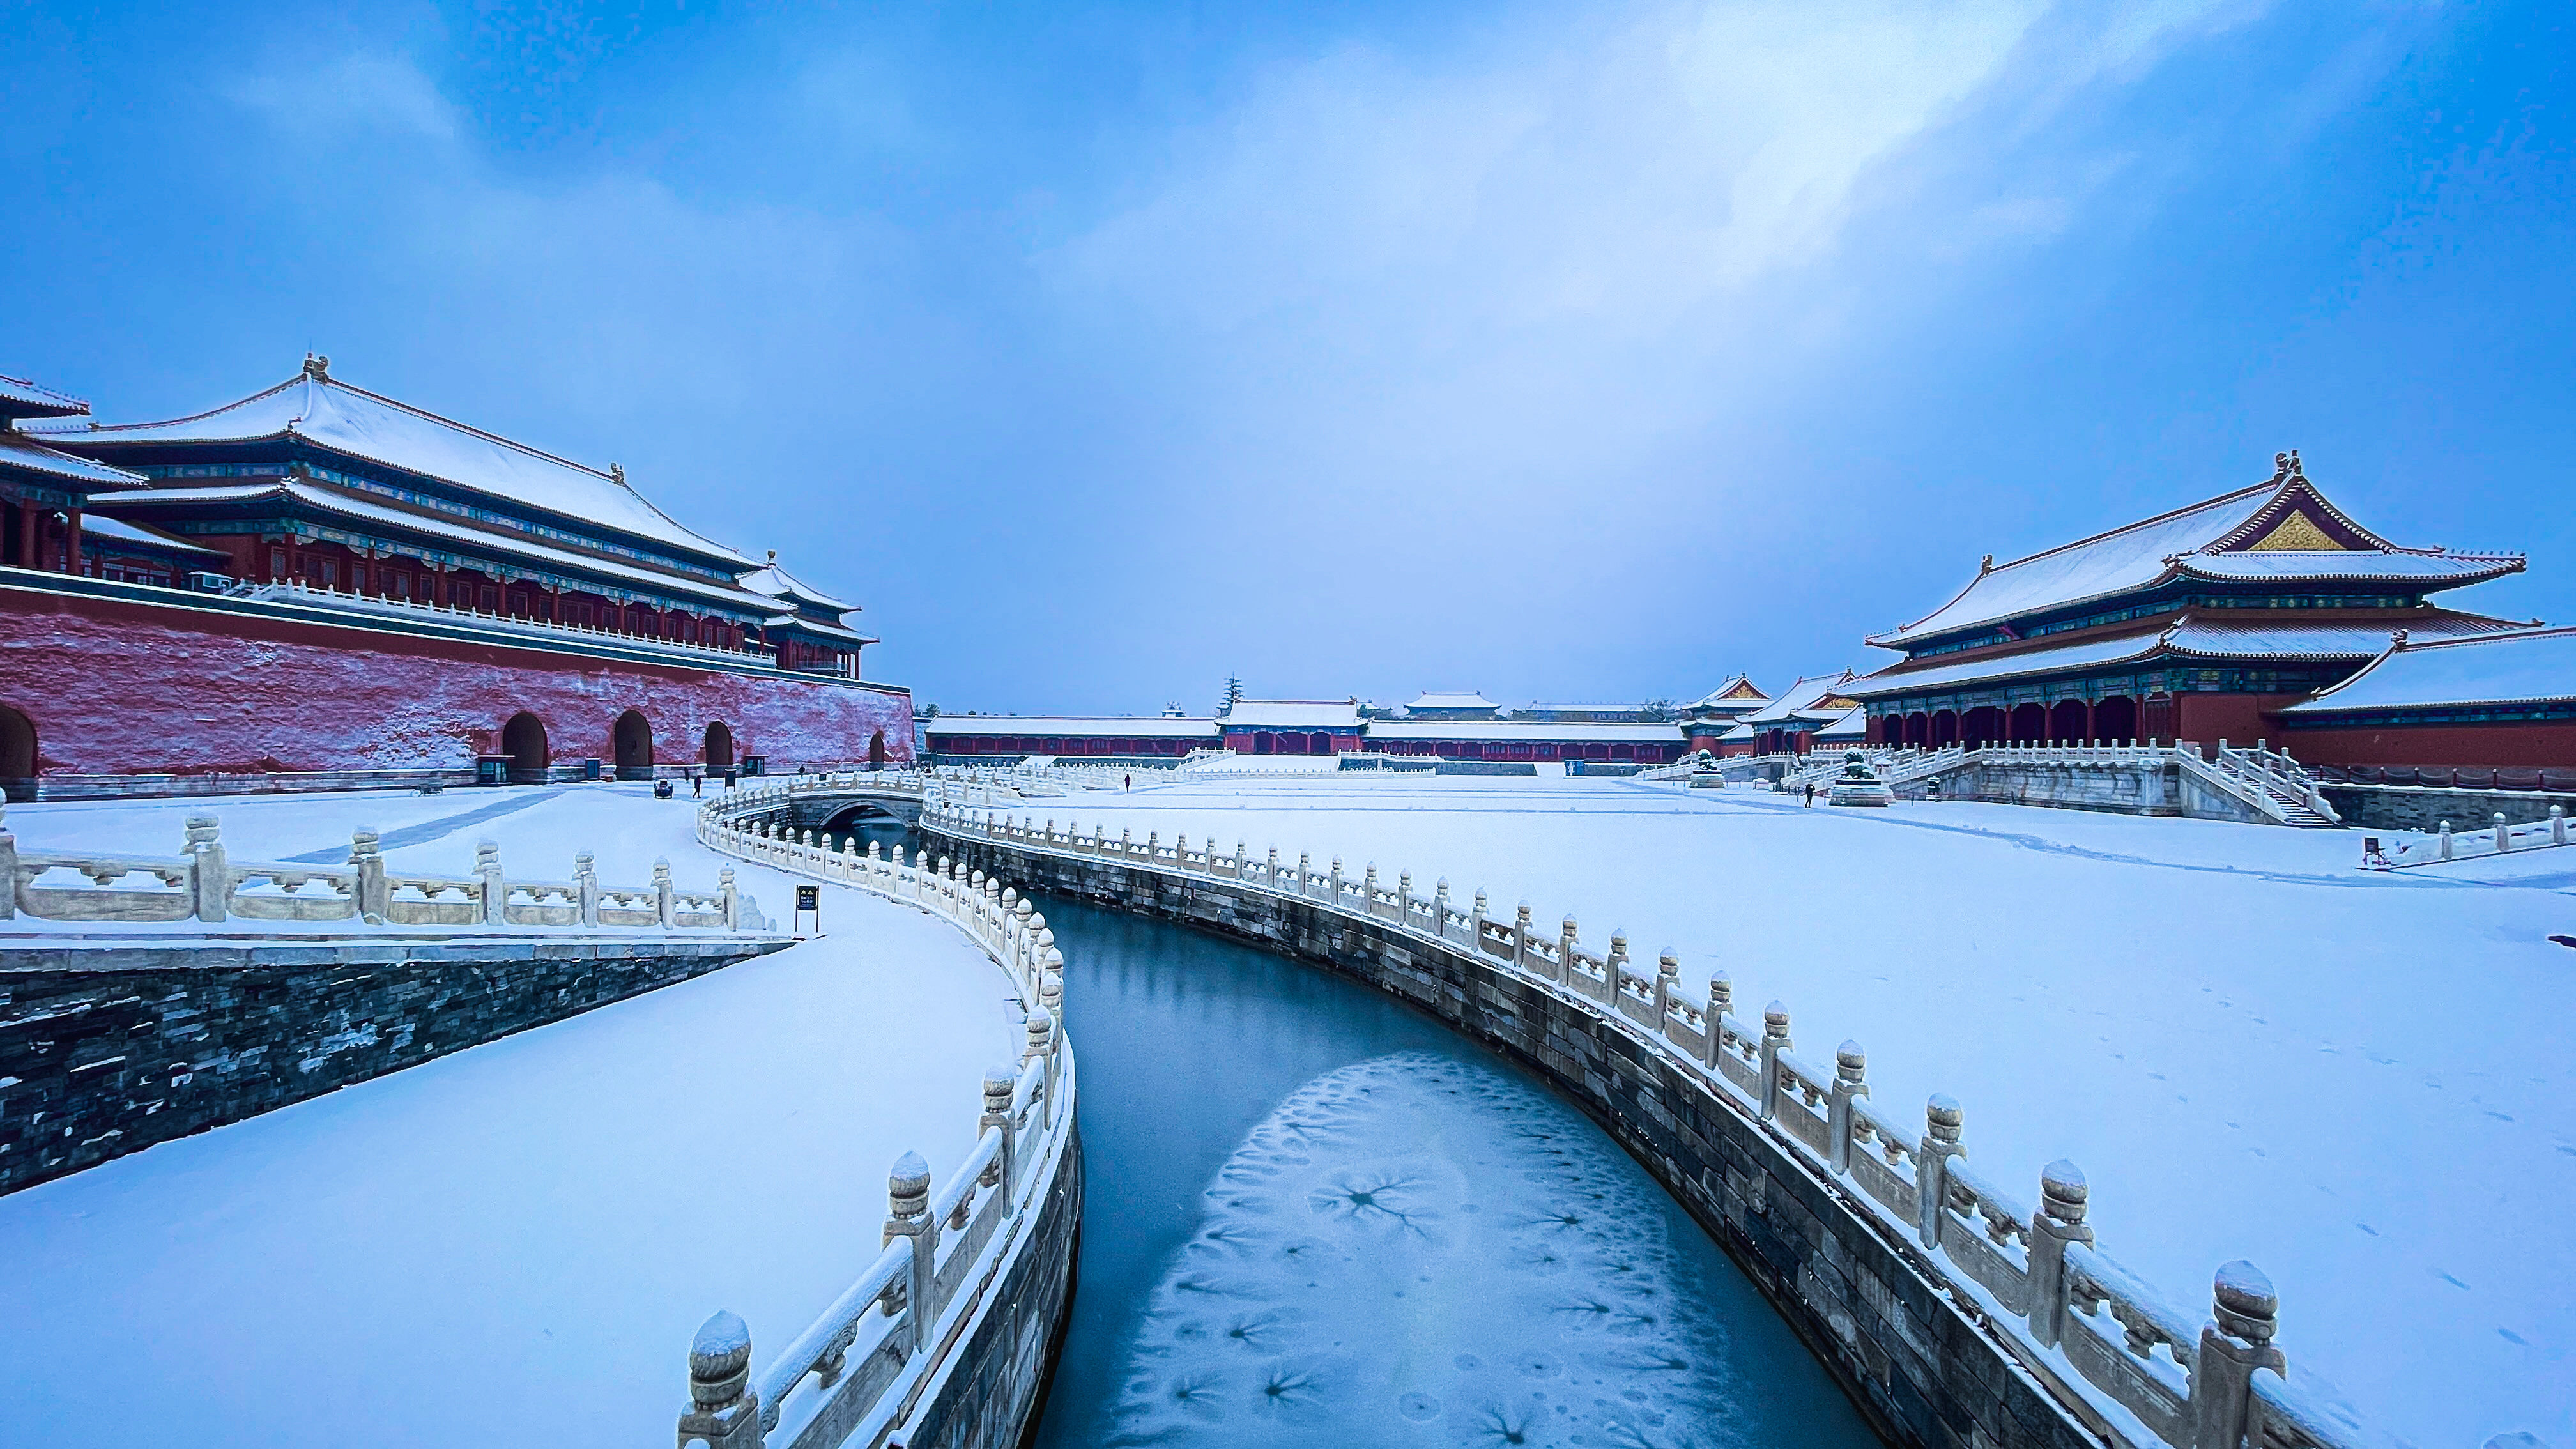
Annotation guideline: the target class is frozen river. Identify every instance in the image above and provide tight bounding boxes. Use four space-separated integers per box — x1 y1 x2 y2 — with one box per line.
1027 894 1880 1449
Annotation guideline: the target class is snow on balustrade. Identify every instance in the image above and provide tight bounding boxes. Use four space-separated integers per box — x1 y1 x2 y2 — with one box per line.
896 769 2573 1449
0 781 1033 1449
0 801 767 933
677 779 1076 1449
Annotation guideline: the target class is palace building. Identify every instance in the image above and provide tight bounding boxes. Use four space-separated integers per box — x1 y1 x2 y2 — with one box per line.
1 360 910 793
1845 454 2529 754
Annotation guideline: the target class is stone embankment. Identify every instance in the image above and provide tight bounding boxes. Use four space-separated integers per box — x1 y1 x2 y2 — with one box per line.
908 781 2377 1449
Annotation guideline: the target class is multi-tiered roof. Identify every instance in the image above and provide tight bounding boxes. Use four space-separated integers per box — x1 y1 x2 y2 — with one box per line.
1849 454 2526 707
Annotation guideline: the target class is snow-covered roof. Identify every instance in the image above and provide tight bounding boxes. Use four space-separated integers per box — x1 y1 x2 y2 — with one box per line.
1718 721 1756 739
1813 705 1868 740
761 613 875 648
77 511 226 557
0 429 148 490
1366 720 1685 742
1868 464 2522 648
923 715 1220 738
1688 675 1768 709
2280 626 2576 714
740 551 855 613
1847 611 2520 699
98 480 784 615
1517 702 1646 715
1737 673 1859 724
1405 691 1498 712
1222 700 1363 729
0 374 93 422
27 360 756 568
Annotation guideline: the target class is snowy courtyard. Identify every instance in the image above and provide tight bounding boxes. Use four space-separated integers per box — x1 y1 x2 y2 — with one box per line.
999 770 2573 1449
0 785 1026 1448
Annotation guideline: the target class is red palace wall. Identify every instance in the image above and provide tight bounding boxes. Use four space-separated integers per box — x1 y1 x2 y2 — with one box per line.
2271 720 2576 769
0 583 913 777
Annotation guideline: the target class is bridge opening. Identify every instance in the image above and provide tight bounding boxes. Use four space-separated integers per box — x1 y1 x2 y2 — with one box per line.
502 712 549 785
703 720 734 770
613 709 654 779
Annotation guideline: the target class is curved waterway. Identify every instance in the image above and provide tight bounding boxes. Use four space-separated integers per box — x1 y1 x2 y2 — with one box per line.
1027 894 1883 1449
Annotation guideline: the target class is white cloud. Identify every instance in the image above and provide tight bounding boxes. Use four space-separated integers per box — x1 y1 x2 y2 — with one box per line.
226 52 462 143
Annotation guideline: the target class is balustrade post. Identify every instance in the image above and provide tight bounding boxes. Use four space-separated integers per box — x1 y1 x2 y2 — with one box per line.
1654 949 1678 1023
2439 820 2453 860
1362 862 1377 913
1606 930 1629 995
654 857 675 927
1264 847 1279 887
1515 902 1537 972
1025 1007 1059 1128
882 1153 939 1356
2026 1160 2094 1349
351 828 388 920
0 804 15 919
1433 878 1451 939
1827 1041 1867 1172
2190 1262 2285 1449
1471 889 1488 948
675 1310 762 1448
1918 1095 1963 1247
2555 804 2567 847
2495 812 2510 854
187 814 228 923
1296 853 1311 898
720 868 740 930
1757 1003 1790 1120
1396 870 1413 926
1235 840 1249 882
1120 829 1132 860
1329 856 1343 905
981 1067 1018 1196
478 839 507 926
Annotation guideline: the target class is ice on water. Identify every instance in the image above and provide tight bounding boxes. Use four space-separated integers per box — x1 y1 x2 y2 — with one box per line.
1110 1052 1743 1448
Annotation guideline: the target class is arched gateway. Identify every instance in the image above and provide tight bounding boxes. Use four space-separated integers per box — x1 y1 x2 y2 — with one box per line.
613 710 654 779
502 712 549 785
0 705 37 794
703 721 734 770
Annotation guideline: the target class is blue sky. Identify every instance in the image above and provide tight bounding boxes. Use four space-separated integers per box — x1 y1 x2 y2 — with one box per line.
6 1 2570 714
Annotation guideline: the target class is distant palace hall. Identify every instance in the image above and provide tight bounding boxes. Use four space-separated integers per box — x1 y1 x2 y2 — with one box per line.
0 359 910 793
1844 452 2556 764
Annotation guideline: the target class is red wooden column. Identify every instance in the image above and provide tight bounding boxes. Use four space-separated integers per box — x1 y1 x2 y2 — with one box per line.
64 509 82 573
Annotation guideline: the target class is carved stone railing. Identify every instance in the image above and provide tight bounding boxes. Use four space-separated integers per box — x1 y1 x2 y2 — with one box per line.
0 804 767 931
921 791 2379 1449
2370 805 2570 868
678 787 1075 1449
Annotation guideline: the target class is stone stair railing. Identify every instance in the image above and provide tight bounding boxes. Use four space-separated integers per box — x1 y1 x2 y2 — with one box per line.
677 790 1075 1449
0 804 768 931
1706 740 2345 829
922 790 2379 1449
2370 806 2571 868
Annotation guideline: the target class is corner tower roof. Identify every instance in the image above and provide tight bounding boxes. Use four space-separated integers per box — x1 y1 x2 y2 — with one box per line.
1868 454 2523 650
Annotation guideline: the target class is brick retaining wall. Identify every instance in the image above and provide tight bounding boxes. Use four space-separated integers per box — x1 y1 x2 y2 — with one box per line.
0 934 785 1195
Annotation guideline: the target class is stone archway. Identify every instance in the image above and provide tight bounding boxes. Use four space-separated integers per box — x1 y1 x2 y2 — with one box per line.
502 712 549 785
613 709 654 779
0 704 37 794
703 720 734 770
869 730 889 768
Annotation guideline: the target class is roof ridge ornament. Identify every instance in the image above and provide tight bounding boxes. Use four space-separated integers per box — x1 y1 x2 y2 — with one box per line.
302 353 331 383
1979 554 1993 574
610 463 627 487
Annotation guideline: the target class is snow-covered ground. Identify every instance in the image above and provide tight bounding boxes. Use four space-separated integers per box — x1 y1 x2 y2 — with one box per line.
0 785 1025 1448
1002 772 2573 1449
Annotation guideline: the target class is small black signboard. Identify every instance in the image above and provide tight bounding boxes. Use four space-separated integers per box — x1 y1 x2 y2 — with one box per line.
796 885 820 912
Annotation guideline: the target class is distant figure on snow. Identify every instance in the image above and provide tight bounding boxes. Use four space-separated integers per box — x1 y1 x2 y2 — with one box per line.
1803 781 1815 808
691 774 702 797
1124 773 1133 792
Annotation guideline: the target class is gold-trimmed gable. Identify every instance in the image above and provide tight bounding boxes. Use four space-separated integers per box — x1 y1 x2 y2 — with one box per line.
2243 511 2349 552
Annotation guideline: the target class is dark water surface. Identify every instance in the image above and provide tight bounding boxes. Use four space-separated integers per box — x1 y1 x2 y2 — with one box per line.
1028 894 1882 1449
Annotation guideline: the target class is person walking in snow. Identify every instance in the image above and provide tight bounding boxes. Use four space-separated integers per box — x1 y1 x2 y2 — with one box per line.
1123 772 1133 792
691 774 702 797
1803 781 1815 808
